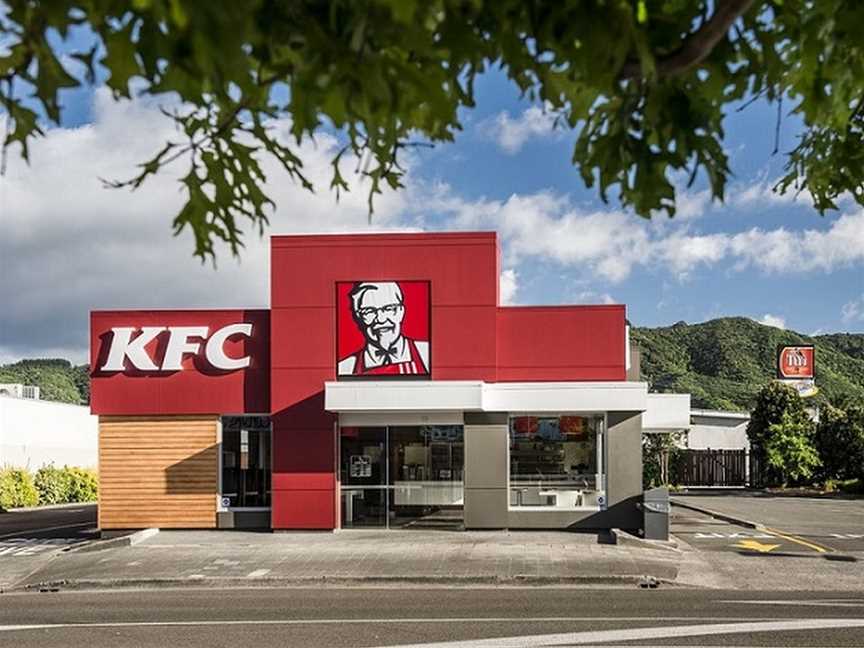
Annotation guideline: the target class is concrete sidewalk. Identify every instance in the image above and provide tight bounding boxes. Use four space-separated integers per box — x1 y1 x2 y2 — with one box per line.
15 529 691 591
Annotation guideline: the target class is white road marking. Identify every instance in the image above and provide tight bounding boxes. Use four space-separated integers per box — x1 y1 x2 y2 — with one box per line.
693 532 776 539
829 533 864 539
0 538 80 557
246 568 270 578
374 618 864 647
1 617 863 640
720 599 864 608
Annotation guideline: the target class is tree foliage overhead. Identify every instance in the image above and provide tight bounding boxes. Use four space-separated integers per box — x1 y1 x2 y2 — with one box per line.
4 1 864 259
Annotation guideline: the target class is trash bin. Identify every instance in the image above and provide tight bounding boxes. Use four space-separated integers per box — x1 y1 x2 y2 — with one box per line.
641 486 670 540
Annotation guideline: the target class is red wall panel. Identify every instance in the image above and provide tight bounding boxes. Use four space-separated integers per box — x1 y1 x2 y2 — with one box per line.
90 310 269 415
496 306 627 381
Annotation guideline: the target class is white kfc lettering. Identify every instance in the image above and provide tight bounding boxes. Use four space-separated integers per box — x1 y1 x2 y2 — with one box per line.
161 326 209 371
101 324 253 372
205 323 253 370
101 327 165 371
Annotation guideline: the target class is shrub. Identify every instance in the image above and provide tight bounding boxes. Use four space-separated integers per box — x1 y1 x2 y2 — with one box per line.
764 412 821 485
0 468 39 509
34 464 72 505
65 467 98 502
815 403 864 481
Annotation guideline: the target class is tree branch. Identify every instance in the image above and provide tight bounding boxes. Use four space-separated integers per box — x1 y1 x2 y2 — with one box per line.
621 0 758 80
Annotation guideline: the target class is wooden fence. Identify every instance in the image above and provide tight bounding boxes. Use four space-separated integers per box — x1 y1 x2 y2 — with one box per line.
672 449 748 487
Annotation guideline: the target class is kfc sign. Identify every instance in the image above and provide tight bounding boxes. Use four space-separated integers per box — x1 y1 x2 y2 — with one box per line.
101 323 253 372
777 345 815 379
336 281 430 377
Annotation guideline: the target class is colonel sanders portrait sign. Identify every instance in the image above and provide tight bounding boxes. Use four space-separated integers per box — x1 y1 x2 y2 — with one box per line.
336 281 431 377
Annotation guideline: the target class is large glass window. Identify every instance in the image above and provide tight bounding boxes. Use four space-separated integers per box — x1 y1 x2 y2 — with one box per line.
339 425 464 528
509 415 605 509
221 415 271 508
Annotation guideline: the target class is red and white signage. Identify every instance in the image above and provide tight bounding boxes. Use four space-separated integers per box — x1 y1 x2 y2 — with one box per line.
777 345 815 379
336 280 430 377
101 324 253 372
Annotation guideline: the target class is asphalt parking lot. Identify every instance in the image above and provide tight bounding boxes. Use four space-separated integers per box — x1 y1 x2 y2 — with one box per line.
672 492 864 554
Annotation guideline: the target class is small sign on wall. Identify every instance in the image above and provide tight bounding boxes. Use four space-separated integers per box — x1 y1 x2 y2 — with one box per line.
349 455 372 478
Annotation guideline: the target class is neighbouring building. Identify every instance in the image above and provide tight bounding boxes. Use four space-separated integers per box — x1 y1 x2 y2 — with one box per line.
89 232 688 532
0 391 98 469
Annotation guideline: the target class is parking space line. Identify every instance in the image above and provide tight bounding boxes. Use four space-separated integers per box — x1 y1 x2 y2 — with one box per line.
758 525 832 554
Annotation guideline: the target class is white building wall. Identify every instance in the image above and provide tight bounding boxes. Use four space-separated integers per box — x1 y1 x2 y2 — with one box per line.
0 396 98 469
687 422 750 450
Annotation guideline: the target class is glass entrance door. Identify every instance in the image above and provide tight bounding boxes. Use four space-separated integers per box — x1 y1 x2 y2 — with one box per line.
339 425 464 529
339 426 387 527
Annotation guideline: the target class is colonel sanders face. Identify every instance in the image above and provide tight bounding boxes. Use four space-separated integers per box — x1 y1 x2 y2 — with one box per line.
350 282 405 351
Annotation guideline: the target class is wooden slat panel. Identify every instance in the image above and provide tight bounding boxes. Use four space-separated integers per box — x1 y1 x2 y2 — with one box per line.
99 415 218 530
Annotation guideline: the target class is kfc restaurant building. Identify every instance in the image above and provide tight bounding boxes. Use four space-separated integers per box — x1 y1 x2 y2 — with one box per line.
91 232 658 533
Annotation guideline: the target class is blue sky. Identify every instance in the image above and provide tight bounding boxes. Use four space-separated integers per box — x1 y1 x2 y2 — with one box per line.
1 37 863 364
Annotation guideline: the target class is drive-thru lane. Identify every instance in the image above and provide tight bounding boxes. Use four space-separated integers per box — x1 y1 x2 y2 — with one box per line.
0 504 97 591
1 587 864 647
674 492 864 549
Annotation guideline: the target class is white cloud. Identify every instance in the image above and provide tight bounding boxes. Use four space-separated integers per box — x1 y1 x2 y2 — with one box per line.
418 185 864 285
499 269 519 305
0 90 413 362
574 291 616 305
757 314 787 329
841 295 864 324
479 105 561 154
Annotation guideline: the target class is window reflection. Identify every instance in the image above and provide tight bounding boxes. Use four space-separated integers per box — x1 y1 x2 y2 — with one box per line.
509 415 605 509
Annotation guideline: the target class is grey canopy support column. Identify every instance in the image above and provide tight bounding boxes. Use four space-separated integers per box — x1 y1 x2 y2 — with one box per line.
463 412 509 529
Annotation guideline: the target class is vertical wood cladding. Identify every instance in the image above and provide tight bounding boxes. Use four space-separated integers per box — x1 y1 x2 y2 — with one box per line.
98 416 218 529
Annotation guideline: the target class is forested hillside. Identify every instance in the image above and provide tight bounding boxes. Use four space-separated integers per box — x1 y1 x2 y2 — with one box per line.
632 318 864 411
0 359 89 405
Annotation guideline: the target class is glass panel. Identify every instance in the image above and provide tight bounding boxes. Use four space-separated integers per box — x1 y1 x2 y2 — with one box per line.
341 488 387 528
388 425 464 528
340 426 387 527
509 415 605 509
221 415 271 508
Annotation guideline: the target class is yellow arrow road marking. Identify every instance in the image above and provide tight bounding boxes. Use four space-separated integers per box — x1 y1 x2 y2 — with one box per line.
733 539 781 553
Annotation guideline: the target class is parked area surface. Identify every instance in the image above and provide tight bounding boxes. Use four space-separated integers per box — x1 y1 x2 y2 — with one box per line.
673 491 864 551
671 500 864 590
2 586 864 647
0 503 97 591
14 529 682 591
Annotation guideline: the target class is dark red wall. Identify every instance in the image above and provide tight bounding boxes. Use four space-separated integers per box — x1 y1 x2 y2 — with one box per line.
496 306 627 381
90 310 269 416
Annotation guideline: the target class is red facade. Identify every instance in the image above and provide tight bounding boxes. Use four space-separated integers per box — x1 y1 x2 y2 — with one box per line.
90 309 270 416
91 232 628 530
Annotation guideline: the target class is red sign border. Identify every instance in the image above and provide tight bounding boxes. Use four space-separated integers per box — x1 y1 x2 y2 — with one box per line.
334 279 432 380
776 344 815 380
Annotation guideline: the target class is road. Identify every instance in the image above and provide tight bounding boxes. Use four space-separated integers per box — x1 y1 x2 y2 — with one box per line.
0 503 97 541
0 504 97 591
1 586 864 647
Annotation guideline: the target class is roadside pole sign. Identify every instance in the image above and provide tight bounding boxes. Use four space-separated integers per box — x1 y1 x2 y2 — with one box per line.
776 344 817 397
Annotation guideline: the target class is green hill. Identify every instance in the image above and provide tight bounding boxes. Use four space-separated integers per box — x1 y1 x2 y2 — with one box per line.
632 317 864 411
0 359 90 405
